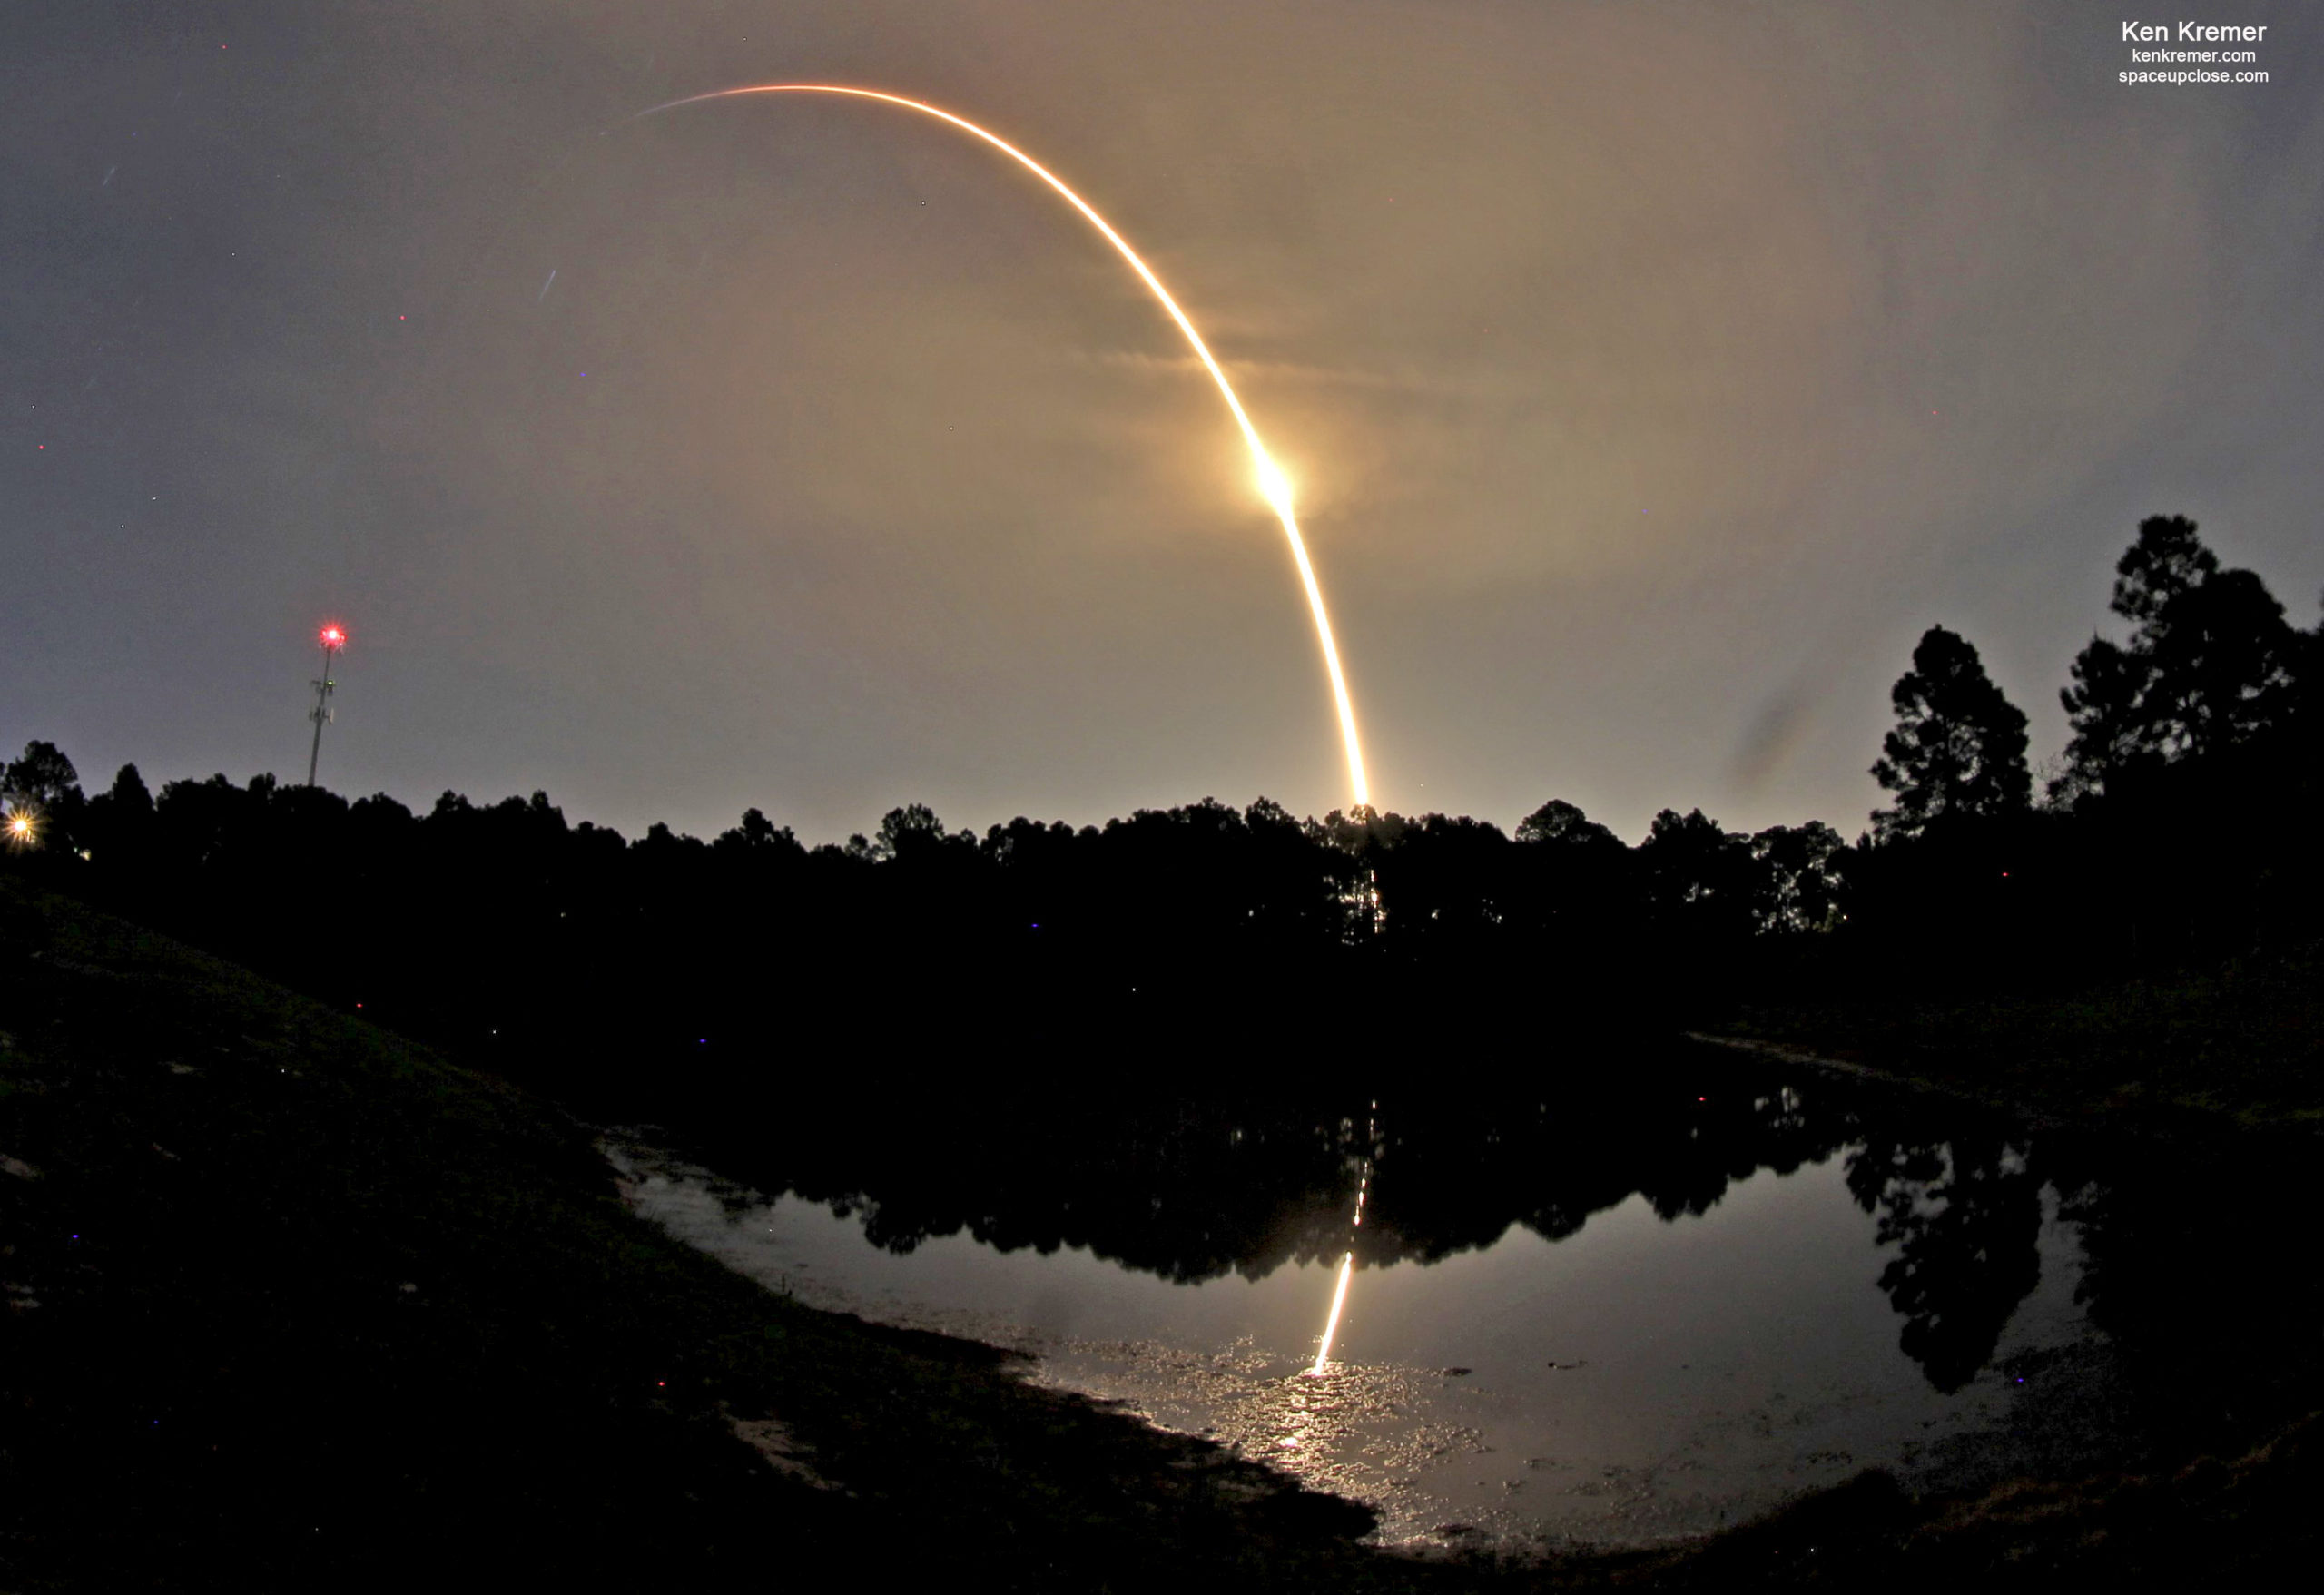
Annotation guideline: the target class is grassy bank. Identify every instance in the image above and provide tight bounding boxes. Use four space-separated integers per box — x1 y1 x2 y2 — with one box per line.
1706 940 2324 1132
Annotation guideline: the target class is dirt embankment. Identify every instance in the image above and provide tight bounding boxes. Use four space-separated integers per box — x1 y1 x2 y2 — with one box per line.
0 878 1419 1591
1702 940 2324 1134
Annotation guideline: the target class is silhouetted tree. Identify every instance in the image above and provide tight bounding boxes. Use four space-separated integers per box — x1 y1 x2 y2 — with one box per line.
1515 799 1614 850
1367 812 1513 953
1869 625 2030 842
1638 808 1758 944
3 740 84 848
714 806 798 857
1511 798 1636 951
5 740 82 808
1312 804 1405 861
2056 516 2297 802
76 764 155 866
1750 822 1846 934
106 763 152 813
873 802 960 863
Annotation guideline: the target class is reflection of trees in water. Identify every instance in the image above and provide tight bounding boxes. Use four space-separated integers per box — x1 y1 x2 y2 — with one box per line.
1354 1078 1856 1266
699 1061 1878 1291
1845 1136 2044 1393
1373 1089 2061 1400
687 1059 2313 1413
1825 1121 2321 1433
768 1100 1365 1285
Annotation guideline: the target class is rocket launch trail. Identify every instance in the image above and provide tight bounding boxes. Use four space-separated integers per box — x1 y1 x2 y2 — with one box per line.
625 84 1373 808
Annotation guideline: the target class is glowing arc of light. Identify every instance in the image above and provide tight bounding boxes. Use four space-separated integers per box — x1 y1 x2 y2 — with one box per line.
627 84 1372 808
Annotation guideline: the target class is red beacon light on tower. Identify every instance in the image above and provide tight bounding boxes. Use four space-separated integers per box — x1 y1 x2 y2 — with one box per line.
307 623 349 786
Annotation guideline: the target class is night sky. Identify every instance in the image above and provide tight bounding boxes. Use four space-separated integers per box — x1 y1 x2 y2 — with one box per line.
6 1 2319 844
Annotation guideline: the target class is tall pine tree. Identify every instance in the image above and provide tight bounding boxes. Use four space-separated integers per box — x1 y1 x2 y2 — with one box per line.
2055 515 2297 802
1870 625 2030 842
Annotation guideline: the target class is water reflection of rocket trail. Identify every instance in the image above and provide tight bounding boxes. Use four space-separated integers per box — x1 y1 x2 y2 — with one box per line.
622 84 1373 808
1309 1102 1379 1376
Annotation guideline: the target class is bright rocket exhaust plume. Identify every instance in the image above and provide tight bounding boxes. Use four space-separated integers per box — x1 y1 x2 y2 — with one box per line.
625 84 1373 809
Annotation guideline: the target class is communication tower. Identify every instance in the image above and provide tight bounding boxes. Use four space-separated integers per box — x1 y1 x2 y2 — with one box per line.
307 625 346 787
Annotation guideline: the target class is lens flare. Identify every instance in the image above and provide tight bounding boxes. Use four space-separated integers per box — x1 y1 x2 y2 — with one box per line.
625 84 1372 808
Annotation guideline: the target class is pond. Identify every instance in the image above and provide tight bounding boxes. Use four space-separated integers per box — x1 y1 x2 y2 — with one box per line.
603 1046 2317 1550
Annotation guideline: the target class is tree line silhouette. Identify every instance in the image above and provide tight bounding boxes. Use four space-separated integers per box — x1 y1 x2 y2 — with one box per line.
4 513 2317 1096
